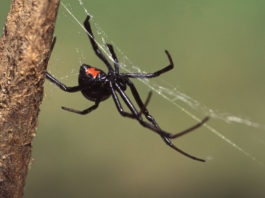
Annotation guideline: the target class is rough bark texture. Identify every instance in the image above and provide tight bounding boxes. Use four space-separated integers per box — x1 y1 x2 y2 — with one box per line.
0 0 60 197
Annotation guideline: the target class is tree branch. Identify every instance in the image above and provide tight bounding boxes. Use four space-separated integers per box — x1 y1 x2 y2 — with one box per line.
0 0 60 197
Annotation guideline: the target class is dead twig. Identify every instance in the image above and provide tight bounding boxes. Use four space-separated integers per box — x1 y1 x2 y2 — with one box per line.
0 0 60 197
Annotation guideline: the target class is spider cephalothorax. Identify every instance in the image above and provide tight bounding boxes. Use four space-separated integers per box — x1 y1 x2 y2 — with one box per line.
46 15 209 162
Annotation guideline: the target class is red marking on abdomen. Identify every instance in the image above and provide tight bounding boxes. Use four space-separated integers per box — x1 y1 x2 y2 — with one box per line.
86 67 100 77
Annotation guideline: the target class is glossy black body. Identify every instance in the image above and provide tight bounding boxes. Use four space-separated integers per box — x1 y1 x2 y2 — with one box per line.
79 64 111 102
46 15 209 162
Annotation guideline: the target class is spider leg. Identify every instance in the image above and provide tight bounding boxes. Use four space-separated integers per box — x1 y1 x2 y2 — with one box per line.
61 100 100 115
104 44 199 137
110 82 170 136
46 37 56 60
83 15 114 72
126 79 159 127
111 82 205 162
168 116 209 139
109 82 138 119
106 44 119 73
104 43 166 128
105 43 167 128
162 136 205 162
122 50 174 78
111 86 153 119
46 38 82 92
46 72 82 92
105 43 154 116
139 91 152 116
126 79 209 137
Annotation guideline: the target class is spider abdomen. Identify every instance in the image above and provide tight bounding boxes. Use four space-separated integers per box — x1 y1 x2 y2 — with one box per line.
79 64 111 102
81 85 110 102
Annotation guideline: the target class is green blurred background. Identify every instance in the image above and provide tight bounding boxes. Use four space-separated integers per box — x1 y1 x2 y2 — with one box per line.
1 0 265 197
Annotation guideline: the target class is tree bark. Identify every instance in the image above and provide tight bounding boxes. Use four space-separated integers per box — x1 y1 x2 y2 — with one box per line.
0 0 60 197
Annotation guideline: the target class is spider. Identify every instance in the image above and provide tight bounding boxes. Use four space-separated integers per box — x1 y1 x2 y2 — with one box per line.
46 15 209 162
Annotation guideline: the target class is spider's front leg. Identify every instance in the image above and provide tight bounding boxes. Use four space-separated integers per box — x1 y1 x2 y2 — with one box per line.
106 44 119 73
46 72 82 92
83 15 113 72
45 37 81 92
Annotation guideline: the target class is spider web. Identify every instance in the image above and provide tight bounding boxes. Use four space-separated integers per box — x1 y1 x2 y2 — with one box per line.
53 0 265 165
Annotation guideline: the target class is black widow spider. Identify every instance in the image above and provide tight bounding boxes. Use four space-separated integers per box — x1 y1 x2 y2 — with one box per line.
46 15 209 162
